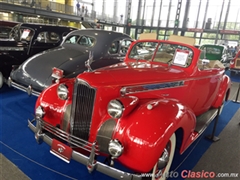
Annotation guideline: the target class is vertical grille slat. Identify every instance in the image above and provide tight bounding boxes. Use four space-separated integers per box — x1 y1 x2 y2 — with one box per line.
71 80 96 141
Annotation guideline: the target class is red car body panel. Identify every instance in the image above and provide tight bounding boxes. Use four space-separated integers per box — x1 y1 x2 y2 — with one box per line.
32 38 231 174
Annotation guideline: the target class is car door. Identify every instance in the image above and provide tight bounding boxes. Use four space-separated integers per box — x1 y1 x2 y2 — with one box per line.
190 64 222 115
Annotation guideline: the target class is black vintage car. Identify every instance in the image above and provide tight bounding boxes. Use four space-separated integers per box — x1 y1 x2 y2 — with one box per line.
0 26 13 39
9 29 133 96
0 21 18 39
0 23 77 88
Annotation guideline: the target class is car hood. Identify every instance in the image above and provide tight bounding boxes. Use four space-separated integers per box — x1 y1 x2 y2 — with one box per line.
78 62 187 87
11 46 88 91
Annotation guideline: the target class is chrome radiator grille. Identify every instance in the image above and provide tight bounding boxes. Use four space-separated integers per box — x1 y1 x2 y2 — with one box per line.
236 59 240 67
71 79 96 141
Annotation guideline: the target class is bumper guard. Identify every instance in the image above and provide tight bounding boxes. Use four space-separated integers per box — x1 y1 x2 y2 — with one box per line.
8 77 40 96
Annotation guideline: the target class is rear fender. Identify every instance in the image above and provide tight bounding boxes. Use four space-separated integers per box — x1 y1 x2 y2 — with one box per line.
113 98 196 172
212 74 231 108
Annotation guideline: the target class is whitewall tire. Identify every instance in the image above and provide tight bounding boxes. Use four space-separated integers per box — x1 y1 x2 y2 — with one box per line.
144 133 176 180
0 72 3 89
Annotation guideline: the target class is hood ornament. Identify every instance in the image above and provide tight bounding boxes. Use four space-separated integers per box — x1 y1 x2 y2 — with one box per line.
85 51 94 72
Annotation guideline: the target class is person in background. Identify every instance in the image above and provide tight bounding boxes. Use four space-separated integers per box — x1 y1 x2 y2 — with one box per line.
236 44 240 53
85 6 88 17
82 4 85 16
119 14 123 24
230 46 235 57
76 2 80 16
46 4 52 11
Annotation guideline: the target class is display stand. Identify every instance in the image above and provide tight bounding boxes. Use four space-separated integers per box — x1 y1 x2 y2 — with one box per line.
232 83 240 103
205 107 220 142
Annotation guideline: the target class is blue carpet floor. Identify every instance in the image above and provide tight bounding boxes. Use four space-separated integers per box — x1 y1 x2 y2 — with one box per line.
0 71 239 180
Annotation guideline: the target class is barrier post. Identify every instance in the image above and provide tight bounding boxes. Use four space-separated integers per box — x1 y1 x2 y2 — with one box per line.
205 107 220 142
232 83 240 103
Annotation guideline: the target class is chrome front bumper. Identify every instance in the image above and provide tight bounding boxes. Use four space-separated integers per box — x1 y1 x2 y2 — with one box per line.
8 77 40 96
28 118 142 180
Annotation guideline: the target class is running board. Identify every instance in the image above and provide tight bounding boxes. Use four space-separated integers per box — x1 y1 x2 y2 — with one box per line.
195 108 218 134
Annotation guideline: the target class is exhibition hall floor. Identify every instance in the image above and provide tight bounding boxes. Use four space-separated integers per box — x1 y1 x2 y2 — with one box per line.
0 76 240 180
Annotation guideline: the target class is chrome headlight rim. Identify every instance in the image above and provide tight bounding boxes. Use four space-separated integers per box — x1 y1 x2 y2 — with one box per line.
35 105 45 119
57 83 69 100
108 139 124 158
107 99 124 119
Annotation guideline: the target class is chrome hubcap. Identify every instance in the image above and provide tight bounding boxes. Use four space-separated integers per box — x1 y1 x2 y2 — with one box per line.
155 143 170 179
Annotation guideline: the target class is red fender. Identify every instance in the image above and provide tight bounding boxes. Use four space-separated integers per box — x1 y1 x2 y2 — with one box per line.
212 74 231 108
113 98 196 173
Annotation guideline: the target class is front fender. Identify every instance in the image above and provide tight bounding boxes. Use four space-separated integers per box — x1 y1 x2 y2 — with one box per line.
35 78 75 127
113 98 196 173
212 74 231 108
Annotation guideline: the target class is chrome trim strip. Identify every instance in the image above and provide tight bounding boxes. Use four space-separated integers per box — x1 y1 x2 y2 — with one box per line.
120 73 224 95
0 47 24 51
8 78 40 96
28 119 142 180
121 80 185 95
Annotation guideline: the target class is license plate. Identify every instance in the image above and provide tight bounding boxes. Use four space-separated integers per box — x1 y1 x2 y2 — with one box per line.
50 139 72 163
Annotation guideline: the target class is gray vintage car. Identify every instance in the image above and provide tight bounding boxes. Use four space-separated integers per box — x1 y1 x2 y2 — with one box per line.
0 22 77 88
8 29 133 96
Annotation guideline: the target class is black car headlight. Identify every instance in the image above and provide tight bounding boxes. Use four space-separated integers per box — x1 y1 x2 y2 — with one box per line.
57 84 68 100
108 139 124 157
107 100 124 119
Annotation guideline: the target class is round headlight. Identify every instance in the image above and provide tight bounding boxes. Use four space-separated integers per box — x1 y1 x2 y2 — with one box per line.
57 84 68 100
107 100 124 119
108 139 124 158
35 106 44 119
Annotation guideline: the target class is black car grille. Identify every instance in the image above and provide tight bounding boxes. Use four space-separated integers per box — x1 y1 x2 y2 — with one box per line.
71 80 96 141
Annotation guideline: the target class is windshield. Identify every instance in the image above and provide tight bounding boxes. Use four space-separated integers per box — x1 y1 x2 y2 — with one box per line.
202 47 222 55
9 24 20 39
9 24 34 41
200 45 224 60
129 41 193 67
64 34 95 47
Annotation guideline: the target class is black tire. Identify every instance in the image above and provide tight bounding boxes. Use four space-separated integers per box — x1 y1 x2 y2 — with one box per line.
143 133 176 180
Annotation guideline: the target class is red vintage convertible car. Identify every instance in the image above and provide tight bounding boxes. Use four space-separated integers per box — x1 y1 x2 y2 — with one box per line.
28 36 231 180
229 50 240 76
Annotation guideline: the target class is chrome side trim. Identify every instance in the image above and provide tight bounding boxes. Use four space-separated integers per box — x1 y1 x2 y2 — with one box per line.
8 77 40 96
121 80 185 95
28 118 142 180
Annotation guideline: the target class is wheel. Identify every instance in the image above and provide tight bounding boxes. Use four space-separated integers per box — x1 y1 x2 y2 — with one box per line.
0 71 3 89
143 133 176 180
